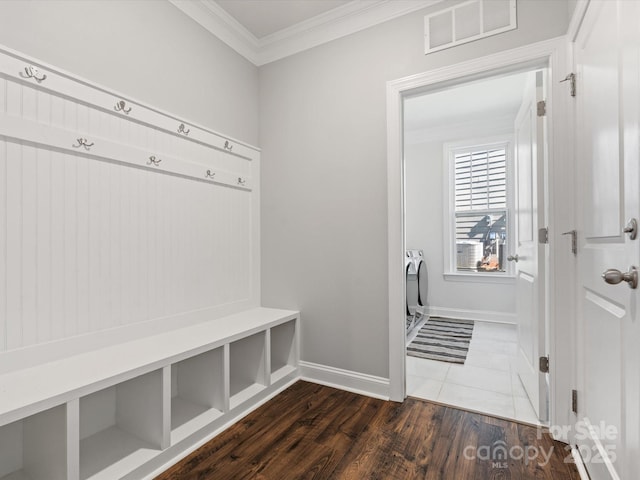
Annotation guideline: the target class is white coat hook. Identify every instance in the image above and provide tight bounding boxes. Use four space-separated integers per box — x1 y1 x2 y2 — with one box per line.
72 138 94 151
20 65 47 83
177 123 190 136
147 155 162 167
114 100 132 114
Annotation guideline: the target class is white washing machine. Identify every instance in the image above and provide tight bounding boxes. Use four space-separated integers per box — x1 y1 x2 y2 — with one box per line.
405 249 429 336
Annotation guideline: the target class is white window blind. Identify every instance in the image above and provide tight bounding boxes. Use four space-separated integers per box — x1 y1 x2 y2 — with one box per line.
454 147 507 211
452 144 508 272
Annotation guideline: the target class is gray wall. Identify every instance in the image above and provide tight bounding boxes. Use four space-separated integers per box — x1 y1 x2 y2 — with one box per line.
567 0 578 19
259 0 569 378
0 0 259 145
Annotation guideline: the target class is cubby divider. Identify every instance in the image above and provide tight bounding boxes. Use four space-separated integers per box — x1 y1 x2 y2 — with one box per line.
270 320 298 383
229 331 267 409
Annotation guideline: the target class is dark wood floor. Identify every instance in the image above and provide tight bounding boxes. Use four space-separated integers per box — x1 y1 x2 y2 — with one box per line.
156 381 580 480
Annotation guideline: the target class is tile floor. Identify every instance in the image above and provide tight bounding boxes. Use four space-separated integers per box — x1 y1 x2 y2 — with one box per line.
406 320 542 425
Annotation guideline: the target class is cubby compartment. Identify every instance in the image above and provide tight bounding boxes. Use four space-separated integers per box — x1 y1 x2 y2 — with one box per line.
229 332 267 409
270 320 298 383
79 370 166 480
0 405 67 480
171 348 225 444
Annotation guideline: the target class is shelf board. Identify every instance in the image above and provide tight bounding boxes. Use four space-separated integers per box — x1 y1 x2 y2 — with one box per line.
229 383 266 410
271 365 297 384
80 426 161 480
171 397 223 445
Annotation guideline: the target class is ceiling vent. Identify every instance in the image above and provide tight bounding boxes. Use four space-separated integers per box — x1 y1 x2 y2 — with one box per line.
424 0 516 54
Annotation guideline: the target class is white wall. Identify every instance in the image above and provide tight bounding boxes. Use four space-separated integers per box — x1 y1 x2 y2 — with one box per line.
405 124 516 322
259 0 569 378
0 0 259 145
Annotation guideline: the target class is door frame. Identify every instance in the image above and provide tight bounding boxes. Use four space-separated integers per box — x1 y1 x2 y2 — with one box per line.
386 36 575 438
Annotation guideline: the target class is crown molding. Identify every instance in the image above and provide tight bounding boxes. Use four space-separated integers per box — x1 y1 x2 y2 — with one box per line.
169 0 443 66
169 0 260 64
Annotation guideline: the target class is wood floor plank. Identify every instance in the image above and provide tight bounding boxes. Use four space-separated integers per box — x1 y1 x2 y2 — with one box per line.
159 382 332 479
235 390 350 479
329 401 398 480
155 381 580 480
377 398 442 478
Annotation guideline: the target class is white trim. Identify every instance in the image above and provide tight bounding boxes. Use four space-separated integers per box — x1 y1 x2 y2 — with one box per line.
443 273 515 284
168 0 260 64
428 306 516 324
299 361 390 400
567 0 590 42
169 0 443 66
387 37 562 92
571 446 593 480
577 418 622 480
386 36 573 426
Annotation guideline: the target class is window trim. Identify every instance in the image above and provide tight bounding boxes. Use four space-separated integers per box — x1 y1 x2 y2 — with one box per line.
443 135 515 280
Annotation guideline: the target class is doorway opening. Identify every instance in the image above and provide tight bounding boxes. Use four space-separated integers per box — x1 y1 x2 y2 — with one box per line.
401 65 549 425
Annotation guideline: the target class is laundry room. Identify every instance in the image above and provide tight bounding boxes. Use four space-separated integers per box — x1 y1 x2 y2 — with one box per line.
403 68 544 423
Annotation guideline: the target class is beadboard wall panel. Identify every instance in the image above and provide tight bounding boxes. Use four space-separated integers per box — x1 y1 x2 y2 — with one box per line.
0 48 258 354
0 137 253 352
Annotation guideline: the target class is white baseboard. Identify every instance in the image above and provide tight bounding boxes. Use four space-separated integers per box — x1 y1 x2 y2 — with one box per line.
571 446 592 480
576 418 620 480
299 361 390 400
429 306 516 324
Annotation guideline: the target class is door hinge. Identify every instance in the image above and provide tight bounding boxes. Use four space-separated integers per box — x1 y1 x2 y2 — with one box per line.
537 100 547 117
538 227 549 244
560 73 577 97
539 355 550 373
572 389 578 414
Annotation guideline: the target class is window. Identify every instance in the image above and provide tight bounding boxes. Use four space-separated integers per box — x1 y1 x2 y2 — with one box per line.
445 140 511 275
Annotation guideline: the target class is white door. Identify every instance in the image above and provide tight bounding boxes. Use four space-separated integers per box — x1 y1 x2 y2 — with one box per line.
513 70 548 422
574 1 640 478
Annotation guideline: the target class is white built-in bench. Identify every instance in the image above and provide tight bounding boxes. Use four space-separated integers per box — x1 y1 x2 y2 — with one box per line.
0 307 300 480
0 45 295 480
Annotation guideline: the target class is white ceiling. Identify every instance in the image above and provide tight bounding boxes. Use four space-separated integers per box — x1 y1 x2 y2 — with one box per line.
215 0 352 39
404 71 531 134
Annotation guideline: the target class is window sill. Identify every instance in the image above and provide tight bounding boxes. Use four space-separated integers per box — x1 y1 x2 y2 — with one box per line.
443 272 516 284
